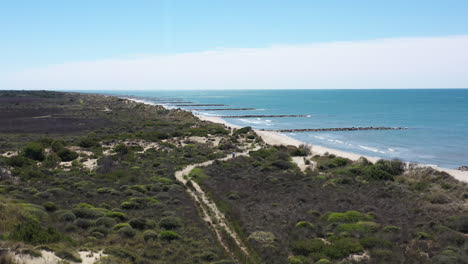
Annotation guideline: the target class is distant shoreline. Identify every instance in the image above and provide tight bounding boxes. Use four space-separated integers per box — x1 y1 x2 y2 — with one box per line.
125 97 468 183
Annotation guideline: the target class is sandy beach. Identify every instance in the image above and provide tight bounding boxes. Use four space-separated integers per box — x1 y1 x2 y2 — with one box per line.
127 97 468 183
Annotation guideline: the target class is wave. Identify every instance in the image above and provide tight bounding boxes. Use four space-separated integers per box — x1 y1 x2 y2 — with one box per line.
359 145 386 154
238 118 273 125
200 112 222 116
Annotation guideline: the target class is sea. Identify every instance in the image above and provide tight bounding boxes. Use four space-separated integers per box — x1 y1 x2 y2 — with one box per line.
85 89 468 169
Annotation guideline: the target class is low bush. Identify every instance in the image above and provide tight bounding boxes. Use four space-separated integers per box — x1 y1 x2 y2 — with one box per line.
57 148 79 162
72 207 105 219
129 218 148 230
105 211 127 221
337 221 380 233
159 216 182 230
10 218 63 244
95 217 116 228
143 230 158 241
113 223 131 230
291 238 325 256
160 230 180 241
326 210 371 223
383 226 401 233
248 231 276 244
323 237 363 259
74 218 95 229
118 226 136 238
60 211 76 222
43 202 58 212
295 221 315 230
22 143 45 161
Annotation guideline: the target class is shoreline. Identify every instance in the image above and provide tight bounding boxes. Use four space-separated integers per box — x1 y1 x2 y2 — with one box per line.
125 97 468 183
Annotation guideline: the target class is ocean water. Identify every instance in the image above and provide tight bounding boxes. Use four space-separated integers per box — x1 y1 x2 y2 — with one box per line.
86 89 468 169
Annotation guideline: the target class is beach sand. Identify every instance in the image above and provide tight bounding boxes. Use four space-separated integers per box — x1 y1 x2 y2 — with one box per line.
126 97 468 183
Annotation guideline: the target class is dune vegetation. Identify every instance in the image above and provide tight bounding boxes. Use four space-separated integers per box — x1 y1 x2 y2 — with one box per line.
0 91 466 264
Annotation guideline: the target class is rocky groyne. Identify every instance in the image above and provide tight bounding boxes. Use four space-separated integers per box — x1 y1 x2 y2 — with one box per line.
219 115 311 118
188 108 257 111
264 127 409 132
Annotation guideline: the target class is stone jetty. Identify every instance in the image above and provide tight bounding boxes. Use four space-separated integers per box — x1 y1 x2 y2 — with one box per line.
187 108 257 111
264 127 409 132
219 115 311 118
174 104 227 106
157 101 193 104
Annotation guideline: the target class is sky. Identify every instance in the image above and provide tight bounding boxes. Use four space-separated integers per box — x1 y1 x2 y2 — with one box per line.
1 0 468 90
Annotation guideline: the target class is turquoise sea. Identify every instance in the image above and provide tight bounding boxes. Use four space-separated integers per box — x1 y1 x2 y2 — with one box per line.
86 89 468 169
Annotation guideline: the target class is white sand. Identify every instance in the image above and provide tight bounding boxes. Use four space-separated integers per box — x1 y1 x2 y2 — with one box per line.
125 97 468 183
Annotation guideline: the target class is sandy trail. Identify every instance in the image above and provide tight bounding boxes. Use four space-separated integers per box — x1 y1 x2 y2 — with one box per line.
174 148 260 260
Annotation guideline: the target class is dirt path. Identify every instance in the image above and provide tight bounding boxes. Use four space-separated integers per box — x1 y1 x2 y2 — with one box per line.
174 151 254 260
174 146 308 262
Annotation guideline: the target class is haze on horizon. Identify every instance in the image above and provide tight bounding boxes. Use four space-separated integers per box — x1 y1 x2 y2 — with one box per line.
1 0 468 90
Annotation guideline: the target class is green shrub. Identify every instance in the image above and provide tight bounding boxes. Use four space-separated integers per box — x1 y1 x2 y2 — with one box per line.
105 211 127 221
248 231 276 244
60 211 76 222
121 197 158 209
42 153 61 168
159 216 182 230
288 257 303 264
10 218 63 244
74 218 94 229
95 217 116 228
43 202 58 212
143 230 158 241
57 148 79 161
291 238 325 256
7 155 32 167
326 210 371 223
129 218 148 230
128 185 147 193
295 221 316 229
417 231 433 240
114 144 129 155
78 137 99 148
72 207 105 219
189 168 209 183
89 226 111 236
22 143 45 161
323 238 363 259
318 157 350 170
50 140 65 152
118 226 136 238
383 226 401 232
337 221 380 233
160 230 180 241
113 223 131 230
234 126 252 135
316 259 331 264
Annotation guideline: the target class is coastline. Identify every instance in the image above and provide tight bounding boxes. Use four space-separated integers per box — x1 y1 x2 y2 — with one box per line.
126 97 468 183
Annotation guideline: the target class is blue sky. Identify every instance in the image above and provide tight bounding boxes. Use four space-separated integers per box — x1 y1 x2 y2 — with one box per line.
1 0 468 89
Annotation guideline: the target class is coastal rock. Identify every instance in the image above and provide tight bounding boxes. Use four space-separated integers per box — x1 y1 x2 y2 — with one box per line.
457 166 468 171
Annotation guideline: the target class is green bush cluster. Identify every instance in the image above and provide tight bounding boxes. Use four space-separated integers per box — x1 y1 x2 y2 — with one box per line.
10 218 64 244
325 210 372 223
